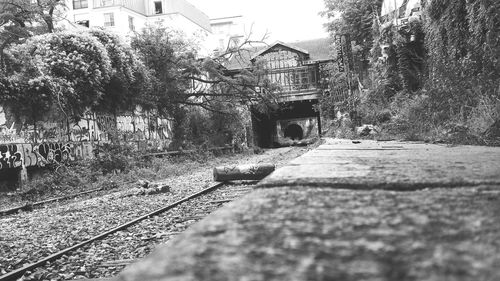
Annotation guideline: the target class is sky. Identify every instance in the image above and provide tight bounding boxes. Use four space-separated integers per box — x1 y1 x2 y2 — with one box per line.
188 0 330 43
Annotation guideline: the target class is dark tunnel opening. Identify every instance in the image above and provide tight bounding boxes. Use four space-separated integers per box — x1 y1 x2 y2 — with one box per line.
284 124 303 140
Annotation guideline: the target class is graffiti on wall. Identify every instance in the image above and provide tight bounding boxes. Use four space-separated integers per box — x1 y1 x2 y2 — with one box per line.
116 114 173 142
0 106 174 145
0 142 93 171
0 105 175 170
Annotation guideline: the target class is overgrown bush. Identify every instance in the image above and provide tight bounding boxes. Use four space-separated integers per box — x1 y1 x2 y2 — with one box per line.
170 101 251 150
343 0 500 145
92 143 137 175
467 96 500 138
21 162 91 200
385 92 435 140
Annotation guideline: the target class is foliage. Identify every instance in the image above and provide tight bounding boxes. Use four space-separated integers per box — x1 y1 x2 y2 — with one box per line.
385 92 435 140
424 0 500 112
321 0 384 122
0 19 266 148
131 25 195 117
92 142 136 175
396 21 426 91
88 28 153 113
183 101 249 149
1 29 155 126
20 161 89 200
322 0 384 64
2 31 112 120
355 20 425 126
318 70 351 117
208 101 249 148
131 24 267 147
400 0 500 144
132 24 268 113
0 0 66 67
323 0 499 144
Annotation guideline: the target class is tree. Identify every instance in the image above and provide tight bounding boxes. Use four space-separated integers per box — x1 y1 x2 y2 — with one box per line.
0 0 64 33
132 24 273 114
131 24 270 148
0 0 66 68
130 25 193 117
1 31 112 123
320 0 385 121
322 0 384 69
88 28 153 114
1 28 158 125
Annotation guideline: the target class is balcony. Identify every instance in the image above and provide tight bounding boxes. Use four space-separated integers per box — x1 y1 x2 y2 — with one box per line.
263 65 323 102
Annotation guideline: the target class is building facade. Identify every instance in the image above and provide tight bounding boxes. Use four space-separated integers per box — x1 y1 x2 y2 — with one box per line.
64 0 211 40
209 15 246 54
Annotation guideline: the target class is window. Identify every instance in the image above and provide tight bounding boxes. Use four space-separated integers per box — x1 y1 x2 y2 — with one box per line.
104 13 114 27
128 16 135 31
154 1 162 14
76 20 89 27
101 0 113 6
73 0 88 9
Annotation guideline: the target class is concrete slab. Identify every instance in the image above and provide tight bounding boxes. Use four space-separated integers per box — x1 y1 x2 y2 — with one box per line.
117 186 500 281
116 139 500 281
260 139 500 190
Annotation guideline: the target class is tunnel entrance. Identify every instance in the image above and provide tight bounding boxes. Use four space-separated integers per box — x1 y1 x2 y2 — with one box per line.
250 99 321 147
284 124 303 140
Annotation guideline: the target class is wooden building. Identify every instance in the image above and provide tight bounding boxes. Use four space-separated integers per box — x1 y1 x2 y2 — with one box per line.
225 38 334 147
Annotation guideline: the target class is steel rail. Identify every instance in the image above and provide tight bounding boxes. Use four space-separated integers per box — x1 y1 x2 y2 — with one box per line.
140 145 234 158
0 187 105 216
0 182 225 281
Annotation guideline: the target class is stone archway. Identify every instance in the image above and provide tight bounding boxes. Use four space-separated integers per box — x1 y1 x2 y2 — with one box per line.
284 123 303 140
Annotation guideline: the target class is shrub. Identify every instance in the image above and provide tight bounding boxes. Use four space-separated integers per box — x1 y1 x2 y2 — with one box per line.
20 162 91 200
386 92 435 141
92 143 137 175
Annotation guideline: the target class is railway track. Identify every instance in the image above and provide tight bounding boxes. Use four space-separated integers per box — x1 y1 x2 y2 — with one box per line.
0 147 236 217
0 181 254 281
0 187 107 216
0 179 142 217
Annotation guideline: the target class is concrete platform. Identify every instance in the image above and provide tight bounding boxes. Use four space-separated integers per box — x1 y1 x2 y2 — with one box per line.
116 139 500 281
260 139 500 189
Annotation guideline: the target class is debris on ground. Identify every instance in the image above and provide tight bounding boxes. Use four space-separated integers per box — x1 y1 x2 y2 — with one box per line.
276 138 317 147
356 124 380 136
135 180 171 196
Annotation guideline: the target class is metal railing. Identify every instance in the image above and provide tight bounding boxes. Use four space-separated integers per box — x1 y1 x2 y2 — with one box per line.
265 65 322 95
